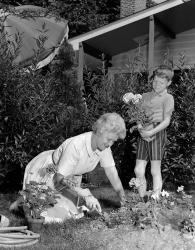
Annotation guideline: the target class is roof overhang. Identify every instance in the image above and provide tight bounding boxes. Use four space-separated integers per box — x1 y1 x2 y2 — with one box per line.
69 0 194 59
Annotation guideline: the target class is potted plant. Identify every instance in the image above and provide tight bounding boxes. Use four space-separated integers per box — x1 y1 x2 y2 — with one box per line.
19 181 59 232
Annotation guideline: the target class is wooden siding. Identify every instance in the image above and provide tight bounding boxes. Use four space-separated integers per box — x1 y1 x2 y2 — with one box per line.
111 27 195 72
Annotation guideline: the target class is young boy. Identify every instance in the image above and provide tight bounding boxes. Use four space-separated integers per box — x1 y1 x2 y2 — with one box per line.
134 65 174 198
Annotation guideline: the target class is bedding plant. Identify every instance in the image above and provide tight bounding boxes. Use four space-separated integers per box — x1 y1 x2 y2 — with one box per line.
19 181 60 219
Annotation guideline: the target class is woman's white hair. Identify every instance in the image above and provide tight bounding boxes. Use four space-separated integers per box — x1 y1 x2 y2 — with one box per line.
92 113 126 139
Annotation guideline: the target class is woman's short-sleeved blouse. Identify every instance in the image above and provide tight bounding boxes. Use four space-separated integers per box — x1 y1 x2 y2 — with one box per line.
52 132 115 176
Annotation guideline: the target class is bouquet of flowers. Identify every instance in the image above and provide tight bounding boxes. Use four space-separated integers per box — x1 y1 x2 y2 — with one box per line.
122 92 151 130
19 181 60 219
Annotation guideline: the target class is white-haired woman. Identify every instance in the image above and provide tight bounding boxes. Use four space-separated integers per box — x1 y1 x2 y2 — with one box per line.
11 113 126 222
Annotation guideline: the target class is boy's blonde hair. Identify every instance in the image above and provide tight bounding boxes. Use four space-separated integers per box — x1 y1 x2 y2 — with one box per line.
92 113 126 140
154 65 174 81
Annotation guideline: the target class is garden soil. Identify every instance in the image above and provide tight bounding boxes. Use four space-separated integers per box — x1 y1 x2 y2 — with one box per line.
72 187 195 250
74 224 195 250
72 214 195 250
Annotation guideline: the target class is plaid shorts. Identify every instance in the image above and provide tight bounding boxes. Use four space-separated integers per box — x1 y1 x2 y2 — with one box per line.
136 129 167 161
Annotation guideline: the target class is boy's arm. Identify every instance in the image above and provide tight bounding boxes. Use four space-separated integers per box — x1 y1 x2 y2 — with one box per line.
140 94 174 139
140 116 171 138
140 94 174 138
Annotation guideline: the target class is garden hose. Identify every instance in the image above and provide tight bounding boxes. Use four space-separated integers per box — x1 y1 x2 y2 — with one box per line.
0 226 40 248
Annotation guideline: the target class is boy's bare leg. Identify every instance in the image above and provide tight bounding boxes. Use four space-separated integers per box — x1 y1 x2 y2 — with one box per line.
134 160 147 197
151 160 162 197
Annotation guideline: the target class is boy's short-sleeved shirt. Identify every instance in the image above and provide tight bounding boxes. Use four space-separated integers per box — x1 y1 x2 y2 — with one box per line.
142 90 174 123
53 132 115 177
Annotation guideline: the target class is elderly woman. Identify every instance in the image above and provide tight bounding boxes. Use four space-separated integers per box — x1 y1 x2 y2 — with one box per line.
11 113 126 222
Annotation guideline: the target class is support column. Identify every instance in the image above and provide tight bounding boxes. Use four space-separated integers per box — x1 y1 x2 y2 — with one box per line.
148 15 155 78
77 42 88 112
78 42 84 86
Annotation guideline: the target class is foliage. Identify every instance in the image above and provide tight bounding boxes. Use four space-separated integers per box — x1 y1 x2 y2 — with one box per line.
0 0 120 38
0 1 194 191
19 181 59 219
3 188 195 250
0 28 85 190
83 49 195 187
162 68 195 185
179 216 195 236
122 92 151 129
83 56 150 186
123 180 195 234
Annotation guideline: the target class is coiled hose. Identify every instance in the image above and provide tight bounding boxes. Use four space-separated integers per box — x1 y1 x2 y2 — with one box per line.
0 226 40 248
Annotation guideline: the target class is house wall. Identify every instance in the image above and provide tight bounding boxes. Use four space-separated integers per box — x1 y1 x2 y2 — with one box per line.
110 27 195 73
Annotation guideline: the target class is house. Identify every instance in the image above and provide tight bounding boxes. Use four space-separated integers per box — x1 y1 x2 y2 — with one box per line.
69 0 195 83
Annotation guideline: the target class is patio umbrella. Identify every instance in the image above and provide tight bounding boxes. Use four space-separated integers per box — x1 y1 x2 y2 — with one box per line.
0 5 69 69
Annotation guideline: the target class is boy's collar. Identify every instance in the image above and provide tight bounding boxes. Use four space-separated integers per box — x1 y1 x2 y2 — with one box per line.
152 89 167 97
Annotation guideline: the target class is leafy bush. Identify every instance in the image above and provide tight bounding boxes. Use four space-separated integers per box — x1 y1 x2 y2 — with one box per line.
0 40 86 191
84 58 195 188
162 69 195 185
1 23 194 192
83 64 150 186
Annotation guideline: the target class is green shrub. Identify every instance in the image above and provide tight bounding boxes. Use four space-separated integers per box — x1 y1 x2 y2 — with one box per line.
83 65 150 187
0 41 85 191
162 69 195 186
84 61 195 188
1 28 194 192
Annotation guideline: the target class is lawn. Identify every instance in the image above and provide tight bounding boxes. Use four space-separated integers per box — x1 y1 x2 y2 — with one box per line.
1 186 195 250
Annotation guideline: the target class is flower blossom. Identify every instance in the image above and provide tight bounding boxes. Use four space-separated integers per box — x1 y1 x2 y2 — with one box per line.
122 92 135 103
132 94 142 104
123 92 142 104
177 185 184 192
129 177 143 188
161 190 169 198
39 193 46 200
40 185 48 190
151 192 160 201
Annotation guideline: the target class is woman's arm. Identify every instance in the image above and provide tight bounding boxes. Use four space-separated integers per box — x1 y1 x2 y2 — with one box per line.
53 173 102 212
53 141 102 212
53 172 92 197
104 167 126 204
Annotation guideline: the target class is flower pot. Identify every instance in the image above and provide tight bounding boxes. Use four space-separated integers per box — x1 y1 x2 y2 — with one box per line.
26 215 44 233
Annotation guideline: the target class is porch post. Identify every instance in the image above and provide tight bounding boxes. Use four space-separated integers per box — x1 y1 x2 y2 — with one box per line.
148 15 155 78
78 42 84 87
77 42 88 112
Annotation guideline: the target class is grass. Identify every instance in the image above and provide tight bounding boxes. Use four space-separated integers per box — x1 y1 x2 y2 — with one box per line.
0 186 195 250
0 187 123 250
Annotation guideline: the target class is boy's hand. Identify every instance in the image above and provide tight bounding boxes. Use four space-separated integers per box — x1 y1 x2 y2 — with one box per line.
142 136 154 142
140 129 153 138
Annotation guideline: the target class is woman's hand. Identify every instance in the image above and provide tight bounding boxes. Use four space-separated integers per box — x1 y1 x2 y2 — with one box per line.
116 189 127 206
85 195 102 213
